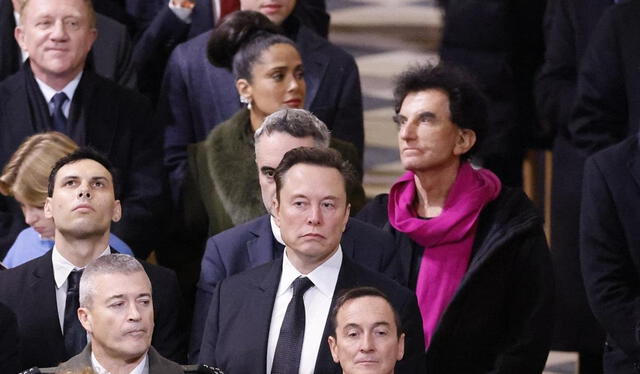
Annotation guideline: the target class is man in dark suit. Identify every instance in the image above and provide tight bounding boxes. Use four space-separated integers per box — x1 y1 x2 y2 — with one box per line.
535 0 615 370
189 109 399 359
0 0 166 259
0 0 135 86
160 0 362 200
54 254 185 374
198 147 425 373
580 134 640 374
0 149 186 371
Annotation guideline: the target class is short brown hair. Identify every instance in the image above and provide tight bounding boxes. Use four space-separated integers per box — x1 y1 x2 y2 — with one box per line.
0 132 78 206
273 147 356 203
329 287 402 339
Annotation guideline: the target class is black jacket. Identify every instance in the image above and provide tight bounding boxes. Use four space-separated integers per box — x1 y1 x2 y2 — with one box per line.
357 187 554 373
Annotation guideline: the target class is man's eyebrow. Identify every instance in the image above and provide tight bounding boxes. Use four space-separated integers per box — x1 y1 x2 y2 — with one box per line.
106 294 124 302
260 166 275 173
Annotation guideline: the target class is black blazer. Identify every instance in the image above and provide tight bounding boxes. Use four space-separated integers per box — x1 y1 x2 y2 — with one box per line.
0 67 167 259
198 255 425 373
581 135 640 373
0 301 18 374
189 214 401 359
0 250 187 371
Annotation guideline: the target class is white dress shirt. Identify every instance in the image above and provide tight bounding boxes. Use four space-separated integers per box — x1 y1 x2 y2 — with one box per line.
35 72 83 119
52 246 111 331
91 350 149 374
266 246 343 374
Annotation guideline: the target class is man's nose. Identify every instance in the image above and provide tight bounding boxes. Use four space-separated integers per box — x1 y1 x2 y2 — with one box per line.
307 205 322 225
360 332 375 352
50 19 69 40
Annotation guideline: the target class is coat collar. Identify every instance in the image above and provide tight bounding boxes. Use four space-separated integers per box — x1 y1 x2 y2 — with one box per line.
247 215 278 267
628 136 640 190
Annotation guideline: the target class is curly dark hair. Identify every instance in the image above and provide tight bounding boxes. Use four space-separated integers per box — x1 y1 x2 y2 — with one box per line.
393 63 488 157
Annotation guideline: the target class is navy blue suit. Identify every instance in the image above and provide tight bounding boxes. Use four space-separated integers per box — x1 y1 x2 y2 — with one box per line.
0 250 187 371
198 254 424 373
160 18 363 200
190 214 401 360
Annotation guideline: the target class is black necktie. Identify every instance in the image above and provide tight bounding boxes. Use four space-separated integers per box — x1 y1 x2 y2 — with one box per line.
271 276 314 374
51 92 68 133
63 269 86 356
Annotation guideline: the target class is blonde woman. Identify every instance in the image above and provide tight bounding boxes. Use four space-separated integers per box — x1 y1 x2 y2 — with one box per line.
0 132 132 268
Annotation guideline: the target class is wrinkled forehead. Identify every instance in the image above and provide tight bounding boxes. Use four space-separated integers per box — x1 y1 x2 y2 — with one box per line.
21 0 90 22
280 163 347 197
255 134 316 165
91 272 152 300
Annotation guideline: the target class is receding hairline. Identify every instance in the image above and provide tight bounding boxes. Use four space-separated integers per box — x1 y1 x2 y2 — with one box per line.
19 0 97 28
336 295 400 335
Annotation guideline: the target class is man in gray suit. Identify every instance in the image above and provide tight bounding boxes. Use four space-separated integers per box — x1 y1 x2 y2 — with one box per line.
56 254 184 374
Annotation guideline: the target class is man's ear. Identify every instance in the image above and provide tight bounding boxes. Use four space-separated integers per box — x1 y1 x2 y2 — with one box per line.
397 333 406 361
272 198 281 227
328 336 340 364
453 128 476 156
342 203 350 232
78 307 92 334
111 200 122 222
14 26 27 52
44 197 54 219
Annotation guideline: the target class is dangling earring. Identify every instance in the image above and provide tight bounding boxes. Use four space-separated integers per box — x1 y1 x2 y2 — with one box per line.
240 96 252 110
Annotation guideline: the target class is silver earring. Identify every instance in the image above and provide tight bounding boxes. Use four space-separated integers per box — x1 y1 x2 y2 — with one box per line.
240 96 251 110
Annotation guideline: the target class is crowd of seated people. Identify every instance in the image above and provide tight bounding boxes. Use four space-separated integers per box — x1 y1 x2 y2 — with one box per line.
2 0 639 373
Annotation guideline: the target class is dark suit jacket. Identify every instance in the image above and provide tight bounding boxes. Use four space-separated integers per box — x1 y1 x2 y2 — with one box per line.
189 214 401 359
0 301 18 374
534 0 613 352
0 2 135 87
160 19 363 195
0 66 166 259
581 135 640 373
0 250 187 371
198 255 425 373
56 344 183 374
569 0 640 156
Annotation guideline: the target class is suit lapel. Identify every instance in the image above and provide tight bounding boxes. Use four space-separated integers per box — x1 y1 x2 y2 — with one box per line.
628 138 640 192
28 252 66 359
247 215 277 267
250 261 284 371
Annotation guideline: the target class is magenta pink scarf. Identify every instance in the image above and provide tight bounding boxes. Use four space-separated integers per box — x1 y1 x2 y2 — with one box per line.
387 162 501 348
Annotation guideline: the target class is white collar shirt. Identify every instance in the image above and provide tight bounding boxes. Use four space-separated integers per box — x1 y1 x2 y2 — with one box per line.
35 71 82 118
266 246 342 374
52 245 111 330
91 350 149 374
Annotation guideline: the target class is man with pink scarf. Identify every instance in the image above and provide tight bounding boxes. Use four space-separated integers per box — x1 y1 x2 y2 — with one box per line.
357 64 553 373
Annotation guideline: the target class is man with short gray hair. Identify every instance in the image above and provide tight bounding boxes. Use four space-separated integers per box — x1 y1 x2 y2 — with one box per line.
189 109 399 361
54 254 185 374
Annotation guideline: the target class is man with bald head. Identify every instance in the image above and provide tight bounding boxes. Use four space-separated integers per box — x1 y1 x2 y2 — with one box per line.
0 0 166 260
